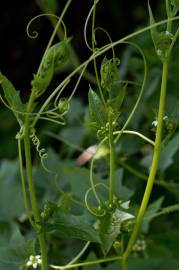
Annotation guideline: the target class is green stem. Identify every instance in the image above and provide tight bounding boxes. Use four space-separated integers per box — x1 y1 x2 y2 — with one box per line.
24 122 47 270
50 255 121 269
24 126 39 222
166 0 172 32
109 112 115 203
114 130 154 146
23 2 74 268
17 139 34 227
36 0 73 75
122 59 169 268
92 0 106 105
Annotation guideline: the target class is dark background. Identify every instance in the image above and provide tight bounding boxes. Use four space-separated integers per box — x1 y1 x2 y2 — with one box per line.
0 0 163 158
0 0 161 94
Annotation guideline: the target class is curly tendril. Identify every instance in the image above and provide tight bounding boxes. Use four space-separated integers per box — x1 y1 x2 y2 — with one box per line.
29 129 60 174
15 126 25 140
84 0 100 51
94 27 116 58
29 129 48 159
85 183 109 217
26 14 67 39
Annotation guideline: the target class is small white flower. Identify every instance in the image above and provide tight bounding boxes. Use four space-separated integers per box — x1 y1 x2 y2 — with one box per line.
121 200 130 210
152 115 168 127
133 239 147 252
26 255 42 269
114 209 135 222
152 120 158 127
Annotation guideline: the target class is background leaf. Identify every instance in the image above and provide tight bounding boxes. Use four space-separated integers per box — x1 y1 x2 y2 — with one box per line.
42 211 101 243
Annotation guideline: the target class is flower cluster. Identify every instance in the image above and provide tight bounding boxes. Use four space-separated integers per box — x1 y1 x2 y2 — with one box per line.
152 115 168 127
132 239 147 252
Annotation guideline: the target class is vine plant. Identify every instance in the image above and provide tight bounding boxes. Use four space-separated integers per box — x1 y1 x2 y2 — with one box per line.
0 0 179 270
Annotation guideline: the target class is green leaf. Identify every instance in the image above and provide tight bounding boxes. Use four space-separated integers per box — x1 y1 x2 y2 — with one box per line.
42 211 101 243
142 196 164 233
52 40 69 72
88 87 108 130
114 169 134 200
114 83 127 111
98 207 134 255
0 73 26 124
0 225 35 270
148 1 173 62
98 212 120 255
100 57 120 91
31 40 69 97
58 162 92 202
159 133 179 171
0 160 24 221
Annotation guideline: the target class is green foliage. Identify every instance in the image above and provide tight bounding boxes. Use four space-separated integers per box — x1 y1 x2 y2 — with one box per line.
58 97 70 115
148 1 173 62
100 57 120 91
0 225 35 270
88 87 108 131
1 0 179 269
31 40 69 98
159 133 179 171
0 160 24 221
0 73 26 125
142 196 164 233
41 210 101 243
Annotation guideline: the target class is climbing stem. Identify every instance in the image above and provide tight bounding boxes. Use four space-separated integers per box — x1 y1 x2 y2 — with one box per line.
92 0 106 105
122 59 169 268
24 114 48 270
18 139 34 227
109 111 115 203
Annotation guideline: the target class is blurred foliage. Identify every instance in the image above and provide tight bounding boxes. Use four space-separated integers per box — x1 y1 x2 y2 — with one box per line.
0 0 179 269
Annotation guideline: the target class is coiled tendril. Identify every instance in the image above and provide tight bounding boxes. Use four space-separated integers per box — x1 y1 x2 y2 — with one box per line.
26 14 67 39
85 183 109 217
30 128 48 159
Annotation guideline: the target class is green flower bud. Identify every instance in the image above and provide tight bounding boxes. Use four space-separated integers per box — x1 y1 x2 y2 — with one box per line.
58 98 70 115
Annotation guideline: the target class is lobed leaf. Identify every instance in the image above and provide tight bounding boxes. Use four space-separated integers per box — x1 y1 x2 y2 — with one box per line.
159 133 179 171
88 87 108 130
31 39 69 98
148 1 173 62
142 197 164 233
41 211 101 243
100 57 120 91
0 225 35 270
0 73 26 124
